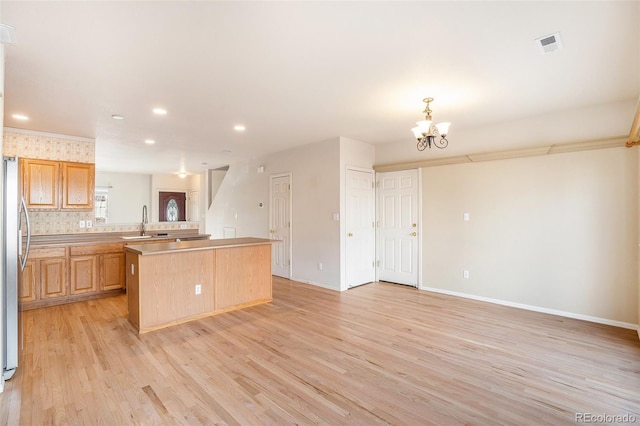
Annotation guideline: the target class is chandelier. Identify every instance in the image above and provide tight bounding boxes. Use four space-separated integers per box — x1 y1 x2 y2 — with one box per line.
411 97 451 150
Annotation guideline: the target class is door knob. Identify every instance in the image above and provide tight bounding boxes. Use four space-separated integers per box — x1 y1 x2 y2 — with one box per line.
347 233 353 237
411 232 417 236
412 223 417 228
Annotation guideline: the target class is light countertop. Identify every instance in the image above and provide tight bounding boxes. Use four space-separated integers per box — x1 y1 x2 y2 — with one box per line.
124 237 278 256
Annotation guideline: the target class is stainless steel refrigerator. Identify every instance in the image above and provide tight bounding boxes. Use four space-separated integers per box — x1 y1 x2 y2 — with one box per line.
2 156 31 380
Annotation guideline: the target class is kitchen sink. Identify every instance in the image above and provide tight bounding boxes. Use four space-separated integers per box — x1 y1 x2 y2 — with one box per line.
121 235 153 240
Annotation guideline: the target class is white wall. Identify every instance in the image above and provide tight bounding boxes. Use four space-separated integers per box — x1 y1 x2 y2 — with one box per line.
95 171 151 224
420 147 638 326
206 138 342 289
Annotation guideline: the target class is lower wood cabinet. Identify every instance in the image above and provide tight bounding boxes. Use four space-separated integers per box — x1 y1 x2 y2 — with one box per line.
19 260 38 303
19 247 68 305
101 253 125 291
69 256 98 295
69 243 124 295
20 243 125 309
40 257 68 299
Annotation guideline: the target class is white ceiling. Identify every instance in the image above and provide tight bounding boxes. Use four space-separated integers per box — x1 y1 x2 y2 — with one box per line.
2 1 639 174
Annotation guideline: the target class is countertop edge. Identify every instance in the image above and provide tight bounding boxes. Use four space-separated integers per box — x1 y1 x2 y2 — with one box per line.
124 237 278 255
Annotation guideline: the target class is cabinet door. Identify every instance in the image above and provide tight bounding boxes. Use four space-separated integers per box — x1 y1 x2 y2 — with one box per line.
101 253 125 291
70 256 98 295
62 162 95 210
19 259 38 303
22 159 60 209
40 258 67 299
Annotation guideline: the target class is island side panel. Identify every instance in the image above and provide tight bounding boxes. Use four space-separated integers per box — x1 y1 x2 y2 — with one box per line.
214 244 272 311
125 251 140 330
138 250 215 331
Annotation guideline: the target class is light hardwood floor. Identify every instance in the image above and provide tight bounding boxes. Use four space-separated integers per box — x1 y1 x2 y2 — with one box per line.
1 277 639 425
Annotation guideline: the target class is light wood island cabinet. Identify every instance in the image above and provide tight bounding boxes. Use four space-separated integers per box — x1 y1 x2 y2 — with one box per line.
126 238 275 334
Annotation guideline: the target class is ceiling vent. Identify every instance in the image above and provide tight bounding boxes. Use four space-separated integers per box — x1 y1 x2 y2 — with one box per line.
535 32 562 54
0 24 16 45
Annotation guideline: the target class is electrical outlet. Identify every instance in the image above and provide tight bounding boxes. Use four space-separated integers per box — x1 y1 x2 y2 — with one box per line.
79 220 85 228
463 270 470 279
195 284 202 295
318 262 323 270
180 224 187 229
86 220 92 228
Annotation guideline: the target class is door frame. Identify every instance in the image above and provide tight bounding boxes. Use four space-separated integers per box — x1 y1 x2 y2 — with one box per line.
269 172 292 279
342 166 376 290
374 168 423 288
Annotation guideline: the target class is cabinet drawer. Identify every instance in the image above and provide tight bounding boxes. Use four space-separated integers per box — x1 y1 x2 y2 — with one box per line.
29 247 67 259
70 243 124 256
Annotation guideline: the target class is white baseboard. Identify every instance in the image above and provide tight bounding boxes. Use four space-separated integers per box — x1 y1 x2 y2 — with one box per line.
420 286 638 330
290 276 339 292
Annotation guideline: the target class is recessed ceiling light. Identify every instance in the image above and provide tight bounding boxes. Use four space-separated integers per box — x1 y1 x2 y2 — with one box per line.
201 162 208 166
144 139 155 145
153 108 167 115
234 124 246 132
178 172 187 179
111 114 124 120
12 114 29 121
221 149 232 153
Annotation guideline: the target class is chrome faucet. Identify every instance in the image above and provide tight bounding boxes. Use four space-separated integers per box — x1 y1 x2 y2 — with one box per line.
141 205 148 236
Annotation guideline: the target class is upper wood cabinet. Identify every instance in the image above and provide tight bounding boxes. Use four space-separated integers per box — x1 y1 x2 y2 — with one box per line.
21 159 94 211
62 162 95 210
21 159 60 209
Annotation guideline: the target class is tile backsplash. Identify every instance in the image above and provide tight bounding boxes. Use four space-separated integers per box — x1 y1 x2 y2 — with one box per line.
27 211 199 235
3 130 94 163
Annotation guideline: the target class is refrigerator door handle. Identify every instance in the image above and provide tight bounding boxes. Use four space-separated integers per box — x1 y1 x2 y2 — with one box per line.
19 196 31 271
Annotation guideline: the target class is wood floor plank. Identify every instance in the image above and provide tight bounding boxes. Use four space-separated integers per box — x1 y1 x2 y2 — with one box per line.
1 278 638 425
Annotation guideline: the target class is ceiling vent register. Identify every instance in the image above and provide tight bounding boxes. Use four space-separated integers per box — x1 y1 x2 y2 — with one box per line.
536 32 563 54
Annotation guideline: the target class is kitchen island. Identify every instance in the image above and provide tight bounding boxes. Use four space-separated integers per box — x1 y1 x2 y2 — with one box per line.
125 237 275 334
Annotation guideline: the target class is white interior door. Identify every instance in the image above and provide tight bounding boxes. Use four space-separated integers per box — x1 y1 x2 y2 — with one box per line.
270 174 291 278
377 169 419 286
346 168 375 288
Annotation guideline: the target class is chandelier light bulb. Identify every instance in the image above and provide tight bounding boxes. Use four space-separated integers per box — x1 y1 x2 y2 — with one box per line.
435 122 451 136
